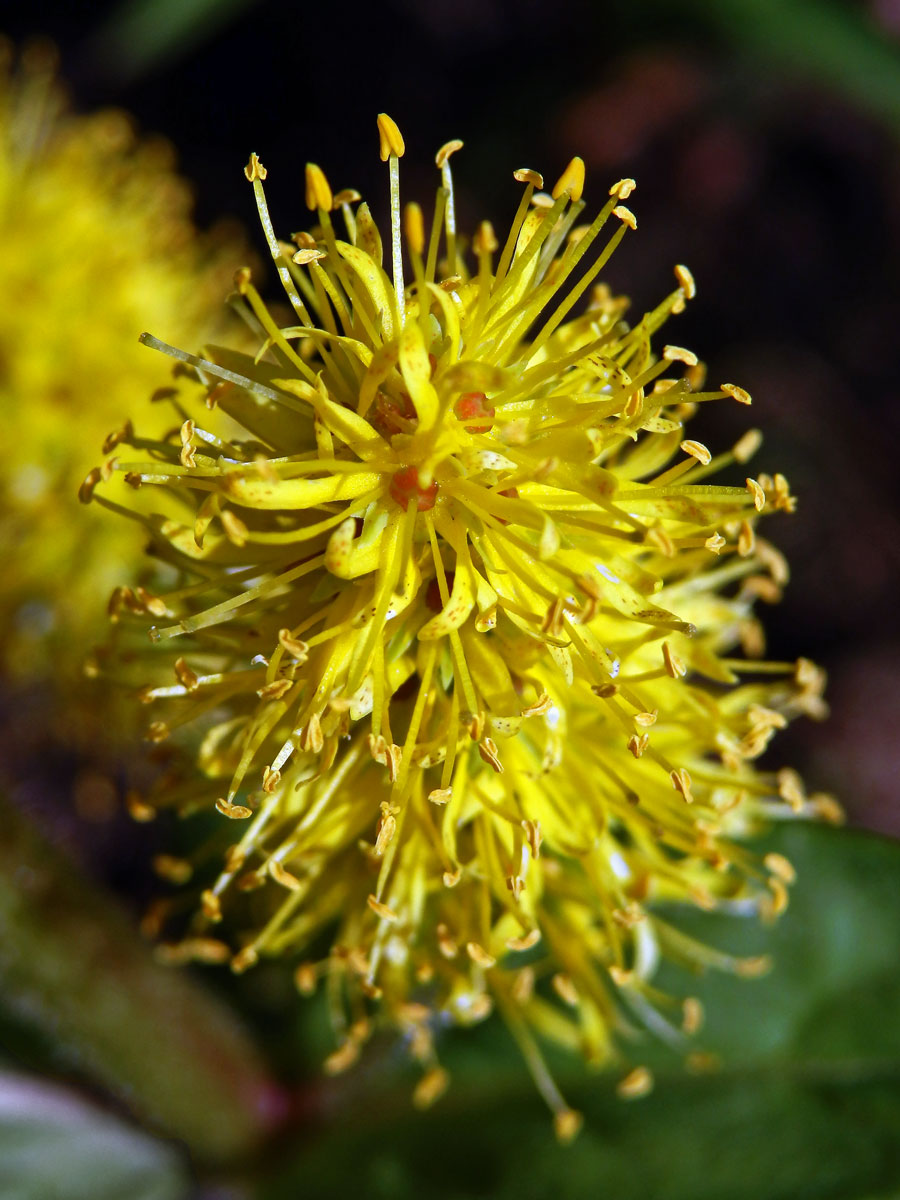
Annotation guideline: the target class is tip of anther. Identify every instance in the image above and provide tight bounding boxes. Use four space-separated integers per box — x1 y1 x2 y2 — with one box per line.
377 113 405 161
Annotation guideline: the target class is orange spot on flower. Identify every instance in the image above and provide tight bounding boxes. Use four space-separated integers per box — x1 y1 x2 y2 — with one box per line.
390 466 439 512
454 391 495 433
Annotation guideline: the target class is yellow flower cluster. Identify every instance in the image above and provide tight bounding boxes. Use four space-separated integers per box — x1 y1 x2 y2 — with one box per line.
89 114 838 1138
0 41 242 685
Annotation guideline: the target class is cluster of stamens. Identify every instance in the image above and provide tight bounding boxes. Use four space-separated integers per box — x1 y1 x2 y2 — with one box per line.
85 113 838 1139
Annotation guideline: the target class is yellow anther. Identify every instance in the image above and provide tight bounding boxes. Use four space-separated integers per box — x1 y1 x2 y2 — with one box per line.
220 509 248 547
612 204 637 229
796 657 827 694
765 877 790 917
732 428 763 463
811 794 845 825
435 138 463 168
551 155 585 202
200 889 222 922
269 860 303 891
125 791 155 823
705 532 726 554
473 220 498 255
506 875 525 900
413 1066 450 1110
294 962 318 995
617 1066 654 1099
663 344 699 366
466 941 497 969
367 894 398 922
215 797 252 819
521 818 543 858
748 703 788 731
323 1040 361 1076
609 177 636 199
377 112 405 161
737 519 756 557
243 152 267 182
145 720 170 743
333 187 362 205
772 472 796 513
777 766 806 811
662 641 686 678
721 381 751 405
764 852 796 884
277 628 308 659
682 997 704 1035
554 1109 584 1144
746 477 766 511
680 439 712 465
152 854 192 884
670 767 694 803
513 167 544 187
552 973 579 1006
291 247 327 265
404 201 425 255
174 656 199 691
674 263 696 299
506 929 541 952
627 733 649 758
304 162 333 212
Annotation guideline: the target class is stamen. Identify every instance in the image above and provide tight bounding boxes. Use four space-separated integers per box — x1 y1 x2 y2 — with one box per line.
305 162 333 212
378 113 406 325
674 263 696 299
436 138 464 277
494 169 542 289
551 156 585 202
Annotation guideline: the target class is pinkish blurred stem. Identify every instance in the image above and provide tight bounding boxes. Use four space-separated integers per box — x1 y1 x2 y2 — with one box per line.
0 795 286 1165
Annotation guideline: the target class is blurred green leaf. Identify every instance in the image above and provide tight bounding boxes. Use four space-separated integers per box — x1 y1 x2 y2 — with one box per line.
661 823 900 1065
261 824 900 1200
0 1071 189 1200
87 0 261 83
664 0 900 129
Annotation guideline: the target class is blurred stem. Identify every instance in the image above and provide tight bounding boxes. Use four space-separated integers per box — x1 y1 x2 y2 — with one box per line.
0 795 280 1165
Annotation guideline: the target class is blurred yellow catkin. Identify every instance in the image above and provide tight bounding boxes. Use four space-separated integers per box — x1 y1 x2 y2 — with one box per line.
90 117 840 1137
0 40 244 688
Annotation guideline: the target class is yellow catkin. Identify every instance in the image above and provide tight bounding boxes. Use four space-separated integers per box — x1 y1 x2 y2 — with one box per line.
93 122 829 1136
0 45 245 697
